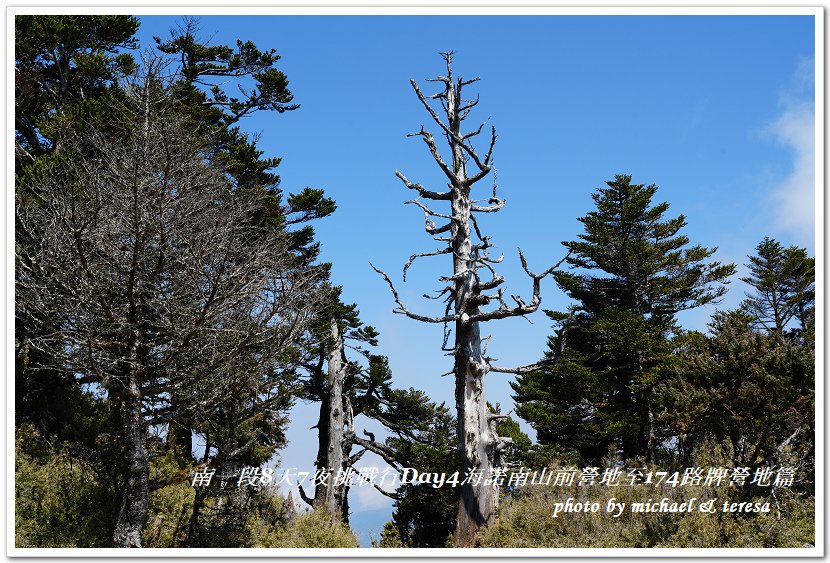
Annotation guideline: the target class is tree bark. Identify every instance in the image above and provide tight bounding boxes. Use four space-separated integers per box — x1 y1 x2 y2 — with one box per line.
324 319 346 516
312 395 330 506
112 339 149 547
454 320 497 546
445 71 497 546
309 319 348 519
377 52 561 546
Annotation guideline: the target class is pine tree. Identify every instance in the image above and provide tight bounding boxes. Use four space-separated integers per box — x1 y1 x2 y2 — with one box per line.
658 310 814 485
14 15 139 172
740 237 815 342
513 174 735 464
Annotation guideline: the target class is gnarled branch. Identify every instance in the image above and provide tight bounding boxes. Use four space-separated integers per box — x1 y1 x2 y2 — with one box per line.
395 170 451 200
371 263 456 324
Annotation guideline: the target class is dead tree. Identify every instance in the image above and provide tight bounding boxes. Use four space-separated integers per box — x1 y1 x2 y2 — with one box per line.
297 301 448 523
373 52 567 546
16 75 325 547
300 319 351 517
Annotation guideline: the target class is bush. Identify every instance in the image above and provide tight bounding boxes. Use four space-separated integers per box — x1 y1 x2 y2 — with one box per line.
477 470 814 548
250 507 359 548
15 424 116 547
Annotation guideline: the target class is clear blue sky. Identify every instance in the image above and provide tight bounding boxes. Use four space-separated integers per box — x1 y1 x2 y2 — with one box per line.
134 13 816 541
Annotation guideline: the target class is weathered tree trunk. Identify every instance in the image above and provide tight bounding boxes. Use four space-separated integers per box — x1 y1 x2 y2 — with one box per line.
375 52 563 547
311 395 330 506
454 321 498 546
303 320 349 519
446 76 497 546
113 340 149 547
283 489 296 528
323 319 347 516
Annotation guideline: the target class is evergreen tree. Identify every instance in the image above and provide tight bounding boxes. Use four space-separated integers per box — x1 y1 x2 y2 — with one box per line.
658 310 814 487
379 405 458 548
740 237 815 342
513 174 735 463
150 20 336 464
15 16 337 547
15 15 139 171
15 15 140 449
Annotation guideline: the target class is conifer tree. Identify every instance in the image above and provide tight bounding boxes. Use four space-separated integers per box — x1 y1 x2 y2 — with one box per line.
658 310 814 484
740 237 815 342
513 174 735 463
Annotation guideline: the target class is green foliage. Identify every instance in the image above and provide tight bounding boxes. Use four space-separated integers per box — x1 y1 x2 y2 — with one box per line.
478 475 813 548
15 15 139 169
383 405 458 547
658 310 814 476
15 425 116 547
740 237 815 341
373 521 406 547
250 509 359 548
513 175 735 464
143 454 195 548
152 17 304 198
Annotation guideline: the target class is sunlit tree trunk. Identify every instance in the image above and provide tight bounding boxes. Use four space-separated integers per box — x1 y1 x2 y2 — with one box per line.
374 52 566 546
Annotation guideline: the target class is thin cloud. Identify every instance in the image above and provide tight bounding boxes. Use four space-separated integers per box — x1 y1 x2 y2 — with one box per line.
350 479 395 511
765 58 815 248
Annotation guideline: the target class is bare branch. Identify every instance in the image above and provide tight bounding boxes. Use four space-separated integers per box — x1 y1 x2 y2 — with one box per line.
465 126 497 186
411 128 456 184
469 250 571 323
477 273 505 292
403 247 452 281
410 80 455 140
472 170 505 212
483 126 497 166
423 286 454 301
405 199 450 219
462 115 488 140
521 248 573 280
488 359 555 375
427 221 452 236
298 485 314 507
395 170 451 200
368 481 400 500
459 96 481 122
348 430 403 471
472 198 505 213
370 263 456 324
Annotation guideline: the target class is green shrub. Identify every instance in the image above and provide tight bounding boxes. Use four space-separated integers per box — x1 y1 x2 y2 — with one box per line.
478 472 814 548
15 424 116 547
250 508 359 548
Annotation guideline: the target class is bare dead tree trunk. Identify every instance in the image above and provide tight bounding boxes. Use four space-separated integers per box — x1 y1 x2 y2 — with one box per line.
283 490 296 528
373 52 567 546
302 319 349 519
310 396 330 507
323 319 347 516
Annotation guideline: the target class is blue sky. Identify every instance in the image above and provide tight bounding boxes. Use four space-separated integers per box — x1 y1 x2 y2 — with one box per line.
134 13 816 539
